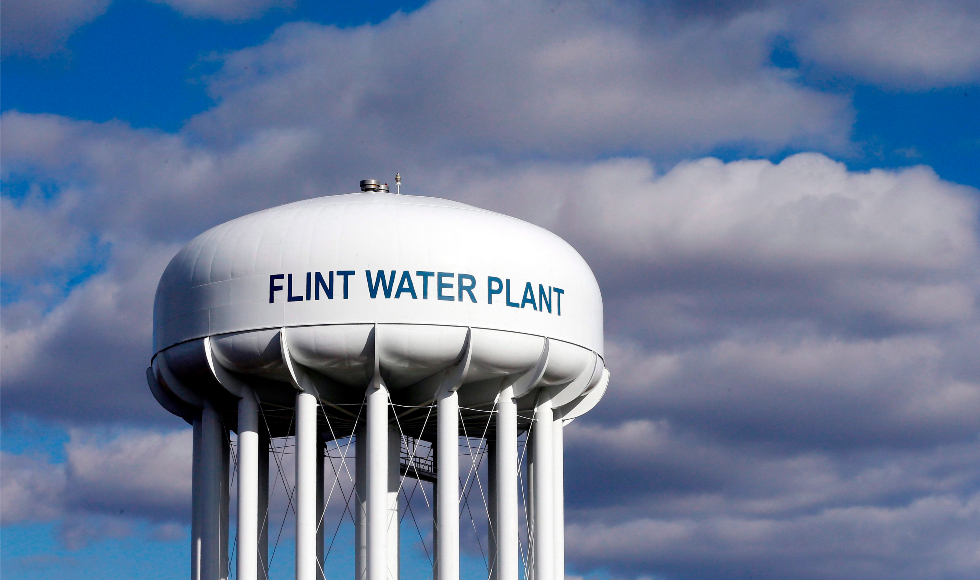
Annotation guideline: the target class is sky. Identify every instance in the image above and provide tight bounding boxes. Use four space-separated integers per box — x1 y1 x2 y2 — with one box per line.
2 0 980 579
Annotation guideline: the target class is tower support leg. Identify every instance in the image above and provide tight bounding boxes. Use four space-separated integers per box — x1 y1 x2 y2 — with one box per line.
553 410 564 580
531 396 554 580
259 428 270 580
193 400 229 580
295 392 318 580
317 429 326 579
367 379 390 580
238 389 260 580
496 385 518 580
388 424 401 580
488 437 497 580
436 387 459 580
355 424 367 580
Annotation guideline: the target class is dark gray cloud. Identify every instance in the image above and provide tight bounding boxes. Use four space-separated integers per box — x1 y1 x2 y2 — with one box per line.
562 421 980 579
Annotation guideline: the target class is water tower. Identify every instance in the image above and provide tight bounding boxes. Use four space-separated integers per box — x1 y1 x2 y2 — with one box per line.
147 181 609 580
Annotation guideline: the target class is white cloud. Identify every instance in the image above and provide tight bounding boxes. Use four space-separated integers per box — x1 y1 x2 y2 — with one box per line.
150 0 293 21
0 0 295 57
0 429 192 529
453 154 978 275
64 428 193 519
4 107 979 433
0 452 66 525
192 0 851 157
0 0 110 57
794 0 980 88
0 193 87 280
1 239 180 423
0 427 365 549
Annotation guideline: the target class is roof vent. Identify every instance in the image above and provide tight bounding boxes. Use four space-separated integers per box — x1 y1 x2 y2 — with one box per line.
360 179 389 193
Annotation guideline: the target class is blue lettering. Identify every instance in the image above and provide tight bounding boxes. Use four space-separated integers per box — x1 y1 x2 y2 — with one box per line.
305 272 312 301
287 274 304 302
488 277 503 304
458 274 477 303
554 287 564 315
315 271 333 300
416 271 434 299
437 272 455 301
505 279 519 308
521 282 537 310
366 270 397 299
539 284 552 313
395 271 418 299
269 274 284 303
337 271 355 299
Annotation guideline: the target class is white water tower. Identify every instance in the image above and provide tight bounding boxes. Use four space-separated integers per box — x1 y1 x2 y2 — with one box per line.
148 180 609 580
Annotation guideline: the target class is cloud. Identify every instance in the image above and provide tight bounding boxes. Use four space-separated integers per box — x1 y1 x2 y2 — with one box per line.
437 154 979 350
793 0 980 88
3 1 980 575
0 429 191 529
0 452 66 525
192 0 851 157
565 493 980 580
4 106 978 432
0 426 368 549
150 0 293 21
0 0 110 57
652 0 980 89
0 193 89 281
0 0 295 58
562 420 980 579
452 154 977 275
1 239 181 424
64 428 193 520
6 114 979 575
596 333 980 450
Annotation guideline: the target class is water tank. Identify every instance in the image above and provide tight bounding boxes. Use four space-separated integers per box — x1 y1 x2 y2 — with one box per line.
150 190 607 433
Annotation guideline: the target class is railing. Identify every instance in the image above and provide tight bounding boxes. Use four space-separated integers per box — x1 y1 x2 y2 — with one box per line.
399 436 436 482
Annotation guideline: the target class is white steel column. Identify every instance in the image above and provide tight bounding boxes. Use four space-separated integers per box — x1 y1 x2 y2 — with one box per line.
192 410 203 580
495 385 518 580
436 387 459 580
553 410 564 580
487 438 497 580
367 379 390 580
431 458 438 580
238 389 260 580
532 395 554 580
221 434 230 580
258 429 270 580
295 392 318 580
388 425 401 580
196 400 229 580
317 432 326 580
355 425 367 580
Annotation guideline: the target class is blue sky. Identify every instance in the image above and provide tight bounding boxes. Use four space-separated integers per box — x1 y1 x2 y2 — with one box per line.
3 1 980 579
